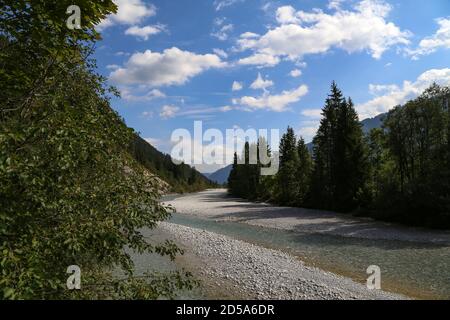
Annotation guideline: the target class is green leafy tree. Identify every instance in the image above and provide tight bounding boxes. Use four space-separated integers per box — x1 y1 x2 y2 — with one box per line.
0 0 195 299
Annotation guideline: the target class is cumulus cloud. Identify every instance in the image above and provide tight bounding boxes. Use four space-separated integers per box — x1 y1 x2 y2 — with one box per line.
233 85 308 112
357 68 450 119
124 24 165 40
276 6 299 24
237 0 411 67
290 69 302 77
232 81 243 91
98 0 156 29
160 105 180 119
250 73 273 90
405 17 450 59
110 47 226 87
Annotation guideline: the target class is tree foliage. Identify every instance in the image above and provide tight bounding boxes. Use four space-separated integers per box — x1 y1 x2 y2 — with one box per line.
0 0 195 299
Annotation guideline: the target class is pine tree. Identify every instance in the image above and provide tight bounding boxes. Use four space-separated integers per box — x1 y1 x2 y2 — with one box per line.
276 127 300 205
227 152 238 194
334 97 368 211
311 82 367 212
296 137 313 206
311 82 343 209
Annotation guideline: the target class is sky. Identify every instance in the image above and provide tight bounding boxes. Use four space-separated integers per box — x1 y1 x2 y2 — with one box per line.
94 0 450 173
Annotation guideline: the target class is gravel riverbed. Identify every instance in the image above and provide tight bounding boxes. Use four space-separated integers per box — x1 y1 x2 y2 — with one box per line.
164 189 450 245
159 222 408 300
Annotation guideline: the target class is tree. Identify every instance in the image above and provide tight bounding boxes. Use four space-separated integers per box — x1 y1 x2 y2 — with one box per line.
296 137 313 206
311 82 343 209
276 127 300 205
0 0 194 299
382 84 450 227
311 82 367 212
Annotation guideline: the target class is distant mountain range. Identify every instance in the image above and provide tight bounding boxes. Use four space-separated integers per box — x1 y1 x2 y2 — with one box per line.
204 112 388 185
202 165 233 185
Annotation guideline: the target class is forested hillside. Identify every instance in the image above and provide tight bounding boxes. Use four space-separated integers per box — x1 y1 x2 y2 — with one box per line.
229 82 450 229
131 136 215 193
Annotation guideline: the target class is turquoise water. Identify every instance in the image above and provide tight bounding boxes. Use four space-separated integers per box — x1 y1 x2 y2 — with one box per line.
168 212 450 299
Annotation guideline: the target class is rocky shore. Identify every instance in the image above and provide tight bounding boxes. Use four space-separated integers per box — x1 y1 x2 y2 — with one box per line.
159 222 407 300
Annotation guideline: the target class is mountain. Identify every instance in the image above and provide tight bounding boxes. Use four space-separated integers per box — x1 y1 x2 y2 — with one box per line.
130 135 215 193
360 113 386 133
206 165 233 185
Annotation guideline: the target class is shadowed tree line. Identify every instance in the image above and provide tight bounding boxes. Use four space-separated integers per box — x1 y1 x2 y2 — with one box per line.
228 82 450 229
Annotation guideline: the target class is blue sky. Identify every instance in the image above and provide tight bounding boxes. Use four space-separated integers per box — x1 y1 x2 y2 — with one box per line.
94 0 450 172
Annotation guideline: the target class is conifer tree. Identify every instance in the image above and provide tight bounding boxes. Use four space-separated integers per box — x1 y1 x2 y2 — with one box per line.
296 137 313 206
277 127 300 205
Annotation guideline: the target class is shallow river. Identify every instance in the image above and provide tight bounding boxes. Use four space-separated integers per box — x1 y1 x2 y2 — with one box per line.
166 212 450 300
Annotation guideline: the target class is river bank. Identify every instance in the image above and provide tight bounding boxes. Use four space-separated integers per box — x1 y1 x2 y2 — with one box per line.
164 189 450 245
159 222 406 300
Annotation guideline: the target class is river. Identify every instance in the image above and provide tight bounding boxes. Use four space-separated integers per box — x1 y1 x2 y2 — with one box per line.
132 190 450 300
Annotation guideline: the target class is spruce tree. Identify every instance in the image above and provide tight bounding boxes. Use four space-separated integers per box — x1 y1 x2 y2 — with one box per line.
311 82 367 212
296 137 313 206
277 127 300 205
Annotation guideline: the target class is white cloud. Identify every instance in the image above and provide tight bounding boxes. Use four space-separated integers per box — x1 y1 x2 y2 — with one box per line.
237 0 411 66
141 111 154 119
159 105 234 119
232 81 243 91
160 105 180 119
234 85 308 112
238 53 280 67
240 32 260 39
124 25 164 40
276 6 299 24
213 48 228 59
328 0 346 10
213 0 244 11
115 51 130 56
357 68 450 119
121 88 165 101
298 125 319 143
290 69 302 77
110 47 226 87
368 84 399 95
211 18 234 41
98 0 156 29
301 109 322 118
106 64 120 70
250 73 273 90
405 17 450 59
144 137 161 147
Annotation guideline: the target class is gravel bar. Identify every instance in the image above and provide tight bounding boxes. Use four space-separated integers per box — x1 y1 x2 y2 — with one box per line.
159 222 408 300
